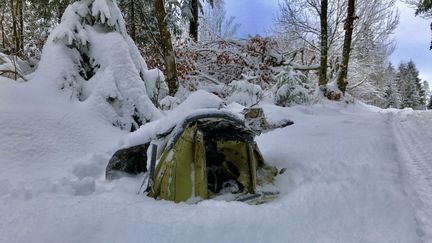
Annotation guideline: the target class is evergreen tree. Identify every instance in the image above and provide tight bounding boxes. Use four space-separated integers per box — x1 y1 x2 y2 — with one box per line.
418 80 428 109
424 80 431 97
383 63 401 108
428 95 432 109
398 61 424 110
35 0 165 131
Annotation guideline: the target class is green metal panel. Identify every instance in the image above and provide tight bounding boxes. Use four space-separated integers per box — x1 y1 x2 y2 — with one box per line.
248 144 258 193
172 125 196 202
194 130 208 199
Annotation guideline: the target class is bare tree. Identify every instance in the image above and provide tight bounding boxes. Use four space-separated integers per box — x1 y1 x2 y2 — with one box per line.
277 0 398 102
199 0 240 40
337 0 356 93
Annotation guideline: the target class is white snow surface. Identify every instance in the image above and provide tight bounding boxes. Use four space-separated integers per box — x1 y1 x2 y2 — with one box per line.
1 80 429 242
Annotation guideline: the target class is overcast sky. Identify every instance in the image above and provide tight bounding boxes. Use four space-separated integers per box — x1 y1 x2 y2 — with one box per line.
225 0 431 85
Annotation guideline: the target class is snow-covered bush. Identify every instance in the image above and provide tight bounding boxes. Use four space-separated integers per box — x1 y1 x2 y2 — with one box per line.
174 36 317 107
225 79 263 106
159 96 181 111
272 68 314 107
34 0 167 131
175 36 276 90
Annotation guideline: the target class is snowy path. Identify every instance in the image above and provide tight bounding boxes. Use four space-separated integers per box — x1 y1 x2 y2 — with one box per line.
392 111 432 241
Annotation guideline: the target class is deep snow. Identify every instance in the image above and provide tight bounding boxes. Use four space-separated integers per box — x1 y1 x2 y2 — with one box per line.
0 78 430 242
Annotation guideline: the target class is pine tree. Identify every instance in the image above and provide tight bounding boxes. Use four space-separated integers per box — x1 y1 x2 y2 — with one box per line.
383 63 401 108
398 61 424 110
428 95 432 109
35 0 165 131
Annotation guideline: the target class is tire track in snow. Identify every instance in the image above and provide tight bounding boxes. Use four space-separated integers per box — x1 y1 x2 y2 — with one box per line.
392 113 432 241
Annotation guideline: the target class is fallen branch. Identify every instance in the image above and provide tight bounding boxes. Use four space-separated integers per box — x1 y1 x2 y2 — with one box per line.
0 69 27 81
195 71 222 85
290 63 320 71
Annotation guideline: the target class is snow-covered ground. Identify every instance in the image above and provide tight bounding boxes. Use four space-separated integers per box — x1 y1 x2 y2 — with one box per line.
392 110 432 241
1 78 431 242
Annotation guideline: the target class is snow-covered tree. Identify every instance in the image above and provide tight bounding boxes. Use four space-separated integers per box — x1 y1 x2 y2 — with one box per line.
34 0 166 131
428 94 432 109
424 80 431 97
277 0 398 103
199 0 240 41
383 63 401 108
423 80 431 110
398 61 424 110
272 67 314 107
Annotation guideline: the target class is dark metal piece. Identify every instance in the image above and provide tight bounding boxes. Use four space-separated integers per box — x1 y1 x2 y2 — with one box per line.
145 144 158 192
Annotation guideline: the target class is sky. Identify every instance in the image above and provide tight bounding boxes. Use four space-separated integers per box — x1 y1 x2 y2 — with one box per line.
225 0 431 85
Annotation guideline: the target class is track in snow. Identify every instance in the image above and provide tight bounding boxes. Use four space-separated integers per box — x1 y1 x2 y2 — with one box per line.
392 111 432 241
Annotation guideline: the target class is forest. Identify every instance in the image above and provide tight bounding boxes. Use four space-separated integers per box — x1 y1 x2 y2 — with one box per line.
1 0 431 117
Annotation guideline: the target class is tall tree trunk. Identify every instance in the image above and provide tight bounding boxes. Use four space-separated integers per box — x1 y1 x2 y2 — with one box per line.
319 0 328 86
10 0 19 54
129 0 136 41
0 9 6 51
18 0 24 55
154 0 178 96
189 0 199 41
337 0 356 93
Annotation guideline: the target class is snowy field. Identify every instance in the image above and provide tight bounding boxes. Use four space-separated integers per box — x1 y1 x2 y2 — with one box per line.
1 79 431 242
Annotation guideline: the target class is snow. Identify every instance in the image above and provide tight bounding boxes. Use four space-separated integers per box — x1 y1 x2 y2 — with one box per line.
120 90 240 150
1 75 428 242
391 109 432 241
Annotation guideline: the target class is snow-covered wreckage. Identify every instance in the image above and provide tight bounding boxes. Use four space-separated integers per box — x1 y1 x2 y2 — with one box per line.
106 92 293 204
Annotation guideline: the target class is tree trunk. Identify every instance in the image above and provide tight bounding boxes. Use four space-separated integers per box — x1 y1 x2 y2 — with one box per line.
0 9 6 51
154 0 178 96
10 0 18 54
318 0 328 86
337 0 356 93
189 0 199 41
129 0 136 41
18 0 24 55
